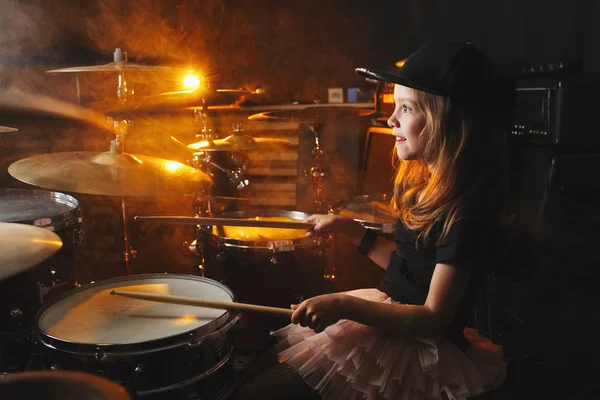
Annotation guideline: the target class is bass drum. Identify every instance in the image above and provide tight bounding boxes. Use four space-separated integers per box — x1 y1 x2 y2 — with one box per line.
198 209 326 351
332 194 397 292
33 274 239 399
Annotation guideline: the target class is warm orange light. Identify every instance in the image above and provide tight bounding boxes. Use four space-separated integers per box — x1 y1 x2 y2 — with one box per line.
187 141 209 150
395 58 407 68
174 315 199 326
165 161 184 172
183 73 201 89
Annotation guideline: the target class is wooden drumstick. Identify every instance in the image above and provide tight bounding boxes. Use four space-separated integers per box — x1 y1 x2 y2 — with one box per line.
134 215 315 230
110 290 294 317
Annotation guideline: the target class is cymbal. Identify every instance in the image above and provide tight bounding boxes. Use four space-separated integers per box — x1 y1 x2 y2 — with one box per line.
0 371 131 400
47 62 185 73
106 89 262 117
0 125 18 133
187 135 290 151
0 88 114 132
8 151 212 197
0 222 62 281
248 107 382 123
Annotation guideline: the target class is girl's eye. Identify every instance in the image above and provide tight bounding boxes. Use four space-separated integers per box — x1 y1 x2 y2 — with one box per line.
402 105 411 112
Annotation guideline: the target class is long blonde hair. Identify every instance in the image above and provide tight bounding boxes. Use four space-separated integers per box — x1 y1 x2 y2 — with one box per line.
392 86 508 245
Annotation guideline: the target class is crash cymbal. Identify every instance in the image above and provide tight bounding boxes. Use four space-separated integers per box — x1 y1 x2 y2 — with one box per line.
187 135 290 152
0 88 114 132
0 222 62 281
248 107 382 123
0 371 131 400
0 125 18 133
8 151 212 197
47 62 185 73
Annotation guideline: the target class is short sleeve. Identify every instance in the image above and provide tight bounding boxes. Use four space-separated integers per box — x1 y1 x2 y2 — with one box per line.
435 216 489 266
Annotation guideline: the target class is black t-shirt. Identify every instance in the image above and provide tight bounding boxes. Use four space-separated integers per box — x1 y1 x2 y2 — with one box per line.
378 198 503 351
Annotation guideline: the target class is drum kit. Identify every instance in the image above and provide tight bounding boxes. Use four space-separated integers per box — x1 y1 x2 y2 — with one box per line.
0 48 397 398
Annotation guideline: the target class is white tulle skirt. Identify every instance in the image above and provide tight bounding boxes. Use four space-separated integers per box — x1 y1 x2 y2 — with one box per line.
272 289 506 400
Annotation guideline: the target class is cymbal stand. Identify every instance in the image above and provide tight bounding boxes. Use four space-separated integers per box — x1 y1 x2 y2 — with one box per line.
194 98 216 140
110 120 135 275
114 48 133 104
304 122 328 214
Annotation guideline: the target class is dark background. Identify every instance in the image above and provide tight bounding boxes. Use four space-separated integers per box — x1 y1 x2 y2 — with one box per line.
1 0 598 102
1 0 599 398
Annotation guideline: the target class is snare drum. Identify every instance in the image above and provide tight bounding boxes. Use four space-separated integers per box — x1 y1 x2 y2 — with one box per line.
0 189 82 331
333 194 397 291
34 274 239 399
198 210 326 350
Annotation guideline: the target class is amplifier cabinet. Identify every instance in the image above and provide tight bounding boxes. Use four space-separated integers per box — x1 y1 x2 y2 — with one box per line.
511 73 600 149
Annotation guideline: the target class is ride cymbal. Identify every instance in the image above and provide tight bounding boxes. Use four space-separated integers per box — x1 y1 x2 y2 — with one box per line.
187 134 290 152
47 62 186 73
248 107 382 123
8 152 212 197
0 222 62 281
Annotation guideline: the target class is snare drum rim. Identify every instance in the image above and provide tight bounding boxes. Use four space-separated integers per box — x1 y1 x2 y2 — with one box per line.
35 274 238 357
199 209 316 251
0 188 80 231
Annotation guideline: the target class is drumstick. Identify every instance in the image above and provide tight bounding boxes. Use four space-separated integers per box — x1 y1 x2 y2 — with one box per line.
134 215 315 230
110 290 294 317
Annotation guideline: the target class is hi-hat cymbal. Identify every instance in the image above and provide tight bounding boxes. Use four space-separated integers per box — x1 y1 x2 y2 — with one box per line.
248 107 382 123
8 152 212 197
47 62 186 73
0 222 62 281
187 135 290 152
0 125 18 133
0 88 114 132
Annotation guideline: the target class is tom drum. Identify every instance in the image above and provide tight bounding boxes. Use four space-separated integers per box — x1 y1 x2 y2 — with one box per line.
198 209 326 350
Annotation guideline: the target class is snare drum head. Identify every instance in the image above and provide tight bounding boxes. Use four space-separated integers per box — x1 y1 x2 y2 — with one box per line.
203 210 313 248
0 189 78 228
37 275 233 345
211 216 308 241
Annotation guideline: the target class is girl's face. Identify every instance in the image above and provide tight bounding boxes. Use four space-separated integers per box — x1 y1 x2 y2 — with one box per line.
387 84 426 160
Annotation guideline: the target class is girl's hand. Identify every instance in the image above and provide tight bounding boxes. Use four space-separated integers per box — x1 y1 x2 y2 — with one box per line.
290 293 350 333
304 214 360 238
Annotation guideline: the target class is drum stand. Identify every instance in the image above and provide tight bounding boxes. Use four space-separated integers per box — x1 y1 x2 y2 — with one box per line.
304 122 329 214
110 122 135 276
174 104 251 276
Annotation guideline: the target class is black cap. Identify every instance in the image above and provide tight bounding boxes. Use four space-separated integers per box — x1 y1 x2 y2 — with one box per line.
356 41 500 102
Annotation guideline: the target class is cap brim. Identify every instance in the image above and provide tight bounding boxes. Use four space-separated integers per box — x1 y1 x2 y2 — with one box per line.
355 67 445 96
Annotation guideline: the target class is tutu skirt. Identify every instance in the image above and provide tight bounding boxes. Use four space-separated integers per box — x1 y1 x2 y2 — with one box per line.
272 289 506 400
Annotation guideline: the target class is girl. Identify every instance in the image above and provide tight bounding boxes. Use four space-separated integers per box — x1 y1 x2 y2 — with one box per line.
235 41 511 400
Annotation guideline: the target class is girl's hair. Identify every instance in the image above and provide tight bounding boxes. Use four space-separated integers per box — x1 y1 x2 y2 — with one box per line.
391 85 509 245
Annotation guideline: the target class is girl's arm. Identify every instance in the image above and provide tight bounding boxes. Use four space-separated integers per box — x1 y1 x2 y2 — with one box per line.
305 214 397 270
292 261 471 337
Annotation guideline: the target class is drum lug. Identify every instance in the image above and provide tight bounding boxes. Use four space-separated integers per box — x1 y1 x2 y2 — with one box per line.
314 246 325 259
50 364 61 371
216 242 226 264
94 347 105 361
269 244 279 265
74 227 85 246
9 309 23 319
134 365 144 375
